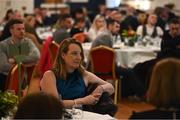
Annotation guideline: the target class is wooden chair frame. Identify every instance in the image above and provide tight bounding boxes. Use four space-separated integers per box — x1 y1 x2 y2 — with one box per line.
48 41 59 66
5 64 25 96
89 45 120 104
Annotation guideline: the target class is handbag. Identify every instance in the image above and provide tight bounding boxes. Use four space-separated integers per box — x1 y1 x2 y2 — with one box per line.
83 84 118 116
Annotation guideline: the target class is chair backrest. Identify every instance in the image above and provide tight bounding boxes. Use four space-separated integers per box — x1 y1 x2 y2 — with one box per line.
48 41 59 65
73 32 87 43
5 64 25 95
89 45 117 80
24 63 36 85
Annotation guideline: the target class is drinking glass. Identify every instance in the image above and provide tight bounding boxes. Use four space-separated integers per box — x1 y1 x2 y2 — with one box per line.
71 104 84 119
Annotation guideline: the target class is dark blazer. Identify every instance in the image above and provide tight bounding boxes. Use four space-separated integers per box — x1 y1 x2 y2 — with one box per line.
158 30 180 58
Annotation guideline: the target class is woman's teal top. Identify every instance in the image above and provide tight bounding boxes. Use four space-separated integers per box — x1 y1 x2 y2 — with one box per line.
56 70 87 100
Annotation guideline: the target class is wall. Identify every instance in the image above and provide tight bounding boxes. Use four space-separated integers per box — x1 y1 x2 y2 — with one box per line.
0 0 34 20
151 0 180 10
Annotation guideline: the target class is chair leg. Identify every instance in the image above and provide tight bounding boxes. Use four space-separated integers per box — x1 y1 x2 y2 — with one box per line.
114 80 119 104
118 79 121 101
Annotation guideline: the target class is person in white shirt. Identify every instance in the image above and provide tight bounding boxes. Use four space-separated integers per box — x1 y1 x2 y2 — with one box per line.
136 13 163 39
87 14 107 41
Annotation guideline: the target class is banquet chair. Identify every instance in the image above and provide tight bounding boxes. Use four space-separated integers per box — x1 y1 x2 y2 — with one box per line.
37 36 52 76
73 33 87 43
89 45 120 104
5 63 36 96
48 41 60 65
24 63 36 85
5 64 25 96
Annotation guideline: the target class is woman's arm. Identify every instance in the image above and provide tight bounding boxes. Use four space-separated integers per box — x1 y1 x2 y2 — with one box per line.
84 70 114 96
63 95 99 108
40 70 59 98
41 70 99 108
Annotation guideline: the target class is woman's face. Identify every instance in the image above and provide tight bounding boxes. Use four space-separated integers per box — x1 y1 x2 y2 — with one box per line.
62 43 82 72
96 18 105 29
7 12 14 20
29 17 36 27
138 13 146 24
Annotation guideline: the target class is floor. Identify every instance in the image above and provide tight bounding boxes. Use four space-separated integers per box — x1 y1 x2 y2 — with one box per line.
114 99 155 119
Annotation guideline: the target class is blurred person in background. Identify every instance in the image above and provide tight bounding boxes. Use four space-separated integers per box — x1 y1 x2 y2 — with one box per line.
120 6 139 33
90 19 145 98
0 9 14 26
72 8 91 32
154 7 169 31
0 10 23 41
24 15 42 44
87 14 107 41
0 9 14 40
130 58 180 119
53 14 73 44
136 10 147 26
91 19 120 48
70 17 86 37
158 18 180 58
14 92 64 119
133 18 180 94
0 19 40 91
34 8 52 27
136 13 163 39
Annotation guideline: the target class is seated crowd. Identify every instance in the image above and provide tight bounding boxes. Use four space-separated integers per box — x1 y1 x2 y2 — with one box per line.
0 3 180 119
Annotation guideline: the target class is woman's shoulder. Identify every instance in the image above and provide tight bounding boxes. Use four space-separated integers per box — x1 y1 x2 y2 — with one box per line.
83 70 94 77
44 70 54 74
40 70 56 86
43 70 55 78
83 70 101 81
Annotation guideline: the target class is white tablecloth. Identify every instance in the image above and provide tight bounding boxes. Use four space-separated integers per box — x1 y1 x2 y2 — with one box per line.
82 43 160 68
67 109 115 120
36 27 53 40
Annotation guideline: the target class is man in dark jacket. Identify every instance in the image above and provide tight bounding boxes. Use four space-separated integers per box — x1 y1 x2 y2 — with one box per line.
158 18 180 58
134 18 180 92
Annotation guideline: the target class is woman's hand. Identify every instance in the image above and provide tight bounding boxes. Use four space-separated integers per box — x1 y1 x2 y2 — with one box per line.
81 95 99 105
91 85 104 99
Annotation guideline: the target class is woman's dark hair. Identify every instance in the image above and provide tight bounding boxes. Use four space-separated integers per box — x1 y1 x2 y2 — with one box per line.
4 9 13 21
147 58 180 108
14 92 64 119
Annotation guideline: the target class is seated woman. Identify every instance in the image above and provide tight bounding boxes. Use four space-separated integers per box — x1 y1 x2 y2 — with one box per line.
40 38 114 109
87 14 107 41
130 58 180 119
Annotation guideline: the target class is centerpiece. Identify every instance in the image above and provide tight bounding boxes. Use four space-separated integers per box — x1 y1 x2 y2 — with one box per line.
0 91 18 117
121 29 138 46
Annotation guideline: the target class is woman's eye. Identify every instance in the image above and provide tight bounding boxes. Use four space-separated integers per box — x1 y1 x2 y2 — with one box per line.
71 52 78 56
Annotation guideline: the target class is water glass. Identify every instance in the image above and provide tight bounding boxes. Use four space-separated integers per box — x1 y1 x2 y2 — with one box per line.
72 105 84 119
